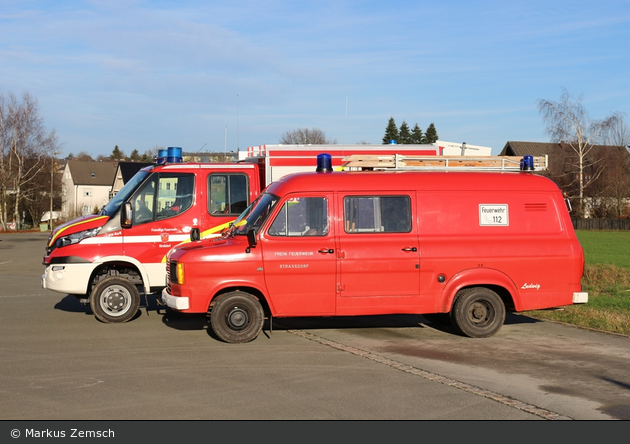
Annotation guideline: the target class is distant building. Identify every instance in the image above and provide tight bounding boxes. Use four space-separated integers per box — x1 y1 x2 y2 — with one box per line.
61 160 118 219
183 151 238 162
111 161 153 199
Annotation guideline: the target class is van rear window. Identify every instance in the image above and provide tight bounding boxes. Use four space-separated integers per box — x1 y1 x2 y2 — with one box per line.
344 196 411 233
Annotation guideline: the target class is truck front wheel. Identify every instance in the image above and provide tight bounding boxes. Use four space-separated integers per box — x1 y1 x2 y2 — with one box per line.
451 287 505 338
90 277 140 323
210 291 264 343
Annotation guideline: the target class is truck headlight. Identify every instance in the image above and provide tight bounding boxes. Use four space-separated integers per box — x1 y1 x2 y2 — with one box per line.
57 227 102 248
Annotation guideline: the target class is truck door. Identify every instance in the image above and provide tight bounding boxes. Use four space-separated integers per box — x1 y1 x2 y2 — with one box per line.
337 192 420 306
123 173 196 287
259 194 336 316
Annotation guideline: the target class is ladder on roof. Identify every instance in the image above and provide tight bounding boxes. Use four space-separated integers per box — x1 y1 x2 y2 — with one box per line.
342 154 548 172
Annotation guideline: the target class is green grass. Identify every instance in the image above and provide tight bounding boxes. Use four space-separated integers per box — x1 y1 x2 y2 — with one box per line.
526 230 630 335
575 230 630 270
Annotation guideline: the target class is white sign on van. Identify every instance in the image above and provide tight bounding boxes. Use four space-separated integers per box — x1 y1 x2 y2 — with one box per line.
479 204 509 226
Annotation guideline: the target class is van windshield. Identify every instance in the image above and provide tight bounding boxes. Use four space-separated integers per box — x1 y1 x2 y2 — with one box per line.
233 192 280 236
100 170 152 217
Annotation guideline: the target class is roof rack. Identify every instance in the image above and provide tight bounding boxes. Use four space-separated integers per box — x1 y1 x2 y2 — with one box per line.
342 154 548 172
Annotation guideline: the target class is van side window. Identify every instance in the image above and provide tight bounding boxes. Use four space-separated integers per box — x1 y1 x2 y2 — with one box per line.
344 195 411 233
209 174 249 216
268 197 328 236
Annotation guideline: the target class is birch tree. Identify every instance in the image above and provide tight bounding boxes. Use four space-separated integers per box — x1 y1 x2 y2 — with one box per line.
537 88 621 218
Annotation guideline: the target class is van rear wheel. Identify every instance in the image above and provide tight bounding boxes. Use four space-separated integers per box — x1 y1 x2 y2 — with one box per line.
210 291 264 343
451 287 505 338
90 277 140 324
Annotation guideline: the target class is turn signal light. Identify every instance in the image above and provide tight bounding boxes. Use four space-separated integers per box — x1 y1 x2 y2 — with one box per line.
177 263 185 285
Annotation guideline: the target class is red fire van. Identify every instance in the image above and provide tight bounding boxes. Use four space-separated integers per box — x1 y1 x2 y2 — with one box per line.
161 154 588 342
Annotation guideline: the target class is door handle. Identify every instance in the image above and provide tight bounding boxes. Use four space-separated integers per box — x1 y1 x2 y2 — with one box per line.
318 248 334 254
402 247 417 252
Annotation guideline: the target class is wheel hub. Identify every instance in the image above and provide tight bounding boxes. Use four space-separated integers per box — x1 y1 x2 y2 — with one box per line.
106 292 126 311
99 285 131 315
227 307 249 330
469 302 490 323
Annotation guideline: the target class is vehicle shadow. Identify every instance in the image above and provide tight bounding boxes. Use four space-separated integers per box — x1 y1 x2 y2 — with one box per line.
54 293 169 322
159 310 542 339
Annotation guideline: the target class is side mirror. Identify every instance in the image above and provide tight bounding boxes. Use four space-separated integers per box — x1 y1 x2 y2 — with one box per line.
190 227 200 242
246 229 257 253
121 202 133 229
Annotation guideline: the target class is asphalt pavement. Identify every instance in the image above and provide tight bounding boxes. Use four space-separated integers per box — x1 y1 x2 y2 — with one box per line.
1 231 629 423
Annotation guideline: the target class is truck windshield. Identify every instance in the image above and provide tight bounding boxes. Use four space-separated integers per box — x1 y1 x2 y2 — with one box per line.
233 192 280 236
100 170 152 217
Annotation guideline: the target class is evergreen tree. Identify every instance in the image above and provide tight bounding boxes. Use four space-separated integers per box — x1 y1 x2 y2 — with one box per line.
111 145 124 160
424 123 439 143
129 149 141 161
398 121 412 144
382 117 399 144
410 123 423 144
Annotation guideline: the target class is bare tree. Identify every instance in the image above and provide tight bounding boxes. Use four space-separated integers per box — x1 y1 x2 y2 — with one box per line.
73 151 95 161
142 146 159 162
0 91 59 230
596 115 630 218
603 114 630 149
279 128 336 145
538 88 622 218
605 147 630 217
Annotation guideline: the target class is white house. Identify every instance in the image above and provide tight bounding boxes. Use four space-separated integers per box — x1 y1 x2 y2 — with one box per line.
61 160 118 219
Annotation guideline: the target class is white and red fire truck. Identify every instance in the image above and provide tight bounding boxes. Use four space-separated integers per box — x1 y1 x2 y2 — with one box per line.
42 143 451 324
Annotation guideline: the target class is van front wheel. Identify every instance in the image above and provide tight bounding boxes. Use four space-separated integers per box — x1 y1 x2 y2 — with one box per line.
451 287 505 338
210 291 264 343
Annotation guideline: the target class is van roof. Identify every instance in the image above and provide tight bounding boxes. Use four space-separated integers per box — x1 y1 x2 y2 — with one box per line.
266 170 559 195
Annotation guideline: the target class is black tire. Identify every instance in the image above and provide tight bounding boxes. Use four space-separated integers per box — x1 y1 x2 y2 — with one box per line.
90 277 141 324
451 287 505 338
210 291 264 344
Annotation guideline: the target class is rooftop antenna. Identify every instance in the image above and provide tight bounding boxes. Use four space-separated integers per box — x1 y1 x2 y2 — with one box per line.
344 94 348 144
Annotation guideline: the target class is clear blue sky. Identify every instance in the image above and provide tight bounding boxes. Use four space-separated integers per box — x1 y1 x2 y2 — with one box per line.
2 0 629 158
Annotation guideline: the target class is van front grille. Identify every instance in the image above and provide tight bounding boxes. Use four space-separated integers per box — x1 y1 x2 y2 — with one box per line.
167 260 177 292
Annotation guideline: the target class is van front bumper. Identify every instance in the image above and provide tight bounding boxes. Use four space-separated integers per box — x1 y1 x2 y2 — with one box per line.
161 288 190 311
